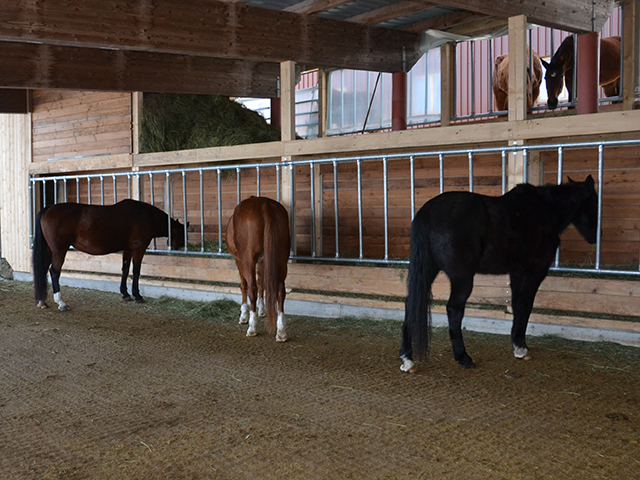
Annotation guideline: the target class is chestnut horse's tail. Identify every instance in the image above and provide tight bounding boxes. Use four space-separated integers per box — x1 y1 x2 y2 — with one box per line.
262 202 289 334
404 212 436 361
33 207 52 305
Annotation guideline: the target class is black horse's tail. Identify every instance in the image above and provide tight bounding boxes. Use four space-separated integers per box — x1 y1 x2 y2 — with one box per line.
404 213 436 361
33 207 52 305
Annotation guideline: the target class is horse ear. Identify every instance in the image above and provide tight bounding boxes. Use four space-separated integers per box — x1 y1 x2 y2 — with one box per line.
567 176 575 183
585 174 595 188
541 58 550 69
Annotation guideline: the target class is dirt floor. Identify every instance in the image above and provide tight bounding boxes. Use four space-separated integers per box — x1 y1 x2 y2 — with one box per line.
0 280 639 480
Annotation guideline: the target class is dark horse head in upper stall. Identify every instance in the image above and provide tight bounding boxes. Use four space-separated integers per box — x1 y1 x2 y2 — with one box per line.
33 199 185 311
541 35 621 109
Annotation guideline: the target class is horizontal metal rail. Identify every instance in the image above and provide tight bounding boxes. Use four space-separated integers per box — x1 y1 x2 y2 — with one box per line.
30 138 640 278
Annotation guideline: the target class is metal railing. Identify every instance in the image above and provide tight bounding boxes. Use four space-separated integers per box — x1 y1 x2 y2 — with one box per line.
30 138 640 277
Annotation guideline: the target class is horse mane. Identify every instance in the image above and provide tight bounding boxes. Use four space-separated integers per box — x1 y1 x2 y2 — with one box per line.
551 35 574 68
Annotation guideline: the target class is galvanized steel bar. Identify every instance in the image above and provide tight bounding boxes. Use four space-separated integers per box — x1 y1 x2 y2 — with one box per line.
501 150 507 194
256 166 261 196
112 175 117 203
236 167 241 203
217 169 223 255
468 152 474 192
199 169 205 253
310 162 316 257
439 153 445 194
100 176 105 205
181 171 188 252
383 158 389 260
333 160 340 258
523 148 529 184
357 158 364 259
276 164 281 203
595 144 604 269
410 155 416 218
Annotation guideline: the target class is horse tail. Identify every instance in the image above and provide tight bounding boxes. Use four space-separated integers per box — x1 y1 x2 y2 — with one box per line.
262 203 280 335
33 207 52 305
404 212 436 361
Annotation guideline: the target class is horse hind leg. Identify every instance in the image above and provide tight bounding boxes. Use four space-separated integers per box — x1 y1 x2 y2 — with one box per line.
256 263 266 318
275 279 287 342
49 254 69 312
447 277 475 368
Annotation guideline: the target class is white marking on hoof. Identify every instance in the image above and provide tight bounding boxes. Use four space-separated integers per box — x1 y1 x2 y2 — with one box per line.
54 293 68 312
513 345 529 359
239 303 249 324
246 311 257 337
257 297 266 317
276 312 287 342
37 300 49 309
400 355 415 373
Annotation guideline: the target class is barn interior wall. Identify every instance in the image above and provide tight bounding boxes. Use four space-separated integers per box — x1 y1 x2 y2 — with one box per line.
0 113 31 273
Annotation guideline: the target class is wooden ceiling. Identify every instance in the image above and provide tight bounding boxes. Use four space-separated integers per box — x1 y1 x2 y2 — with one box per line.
0 0 617 99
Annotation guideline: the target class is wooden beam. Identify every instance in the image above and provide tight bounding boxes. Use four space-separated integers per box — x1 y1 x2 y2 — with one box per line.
622 0 639 110
346 1 437 25
0 0 422 73
284 0 353 15
0 89 30 114
0 41 280 97
434 0 616 33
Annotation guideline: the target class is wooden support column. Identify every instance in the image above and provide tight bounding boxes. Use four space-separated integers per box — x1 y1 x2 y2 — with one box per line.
392 72 407 131
280 60 297 253
576 33 600 114
317 68 328 138
440 42 455 126
132 92 143 155
506 15 542 189
623 0 640 110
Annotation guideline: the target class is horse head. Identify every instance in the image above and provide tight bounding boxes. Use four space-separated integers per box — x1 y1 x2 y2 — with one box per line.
541 58 565 110
170 218 187 250
567 175 598 244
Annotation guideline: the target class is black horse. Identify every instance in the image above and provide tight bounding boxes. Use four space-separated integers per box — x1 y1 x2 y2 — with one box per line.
399 176 598 372
33 199 185 311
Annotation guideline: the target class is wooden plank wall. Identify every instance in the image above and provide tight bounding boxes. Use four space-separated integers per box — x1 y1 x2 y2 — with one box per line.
0 114 31 272
31 90 132 163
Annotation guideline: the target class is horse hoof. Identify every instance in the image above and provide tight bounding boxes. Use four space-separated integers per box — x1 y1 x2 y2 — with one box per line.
122 295 132 302
246 329 257 337
399 356 415 373
239 318 249 325
523 354 533 361
59 305 70 312
276 333 287 342
135 298 145 304
37 302 49 309
459 358 476 369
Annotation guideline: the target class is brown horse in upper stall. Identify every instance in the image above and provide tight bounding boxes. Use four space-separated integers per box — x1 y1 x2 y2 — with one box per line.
492 48 543 112
33 199 185 311
541 35 621 109
226 196 291 342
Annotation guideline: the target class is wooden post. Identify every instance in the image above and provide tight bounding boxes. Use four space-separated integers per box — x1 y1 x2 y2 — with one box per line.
508 15 528 123
280 60 297 253
440 42 455 127
392 72 407 131
270 97 281 129
132 92 143 155
623 0 640 110
506 15 538 189
317 68 328 138
576 32 600 115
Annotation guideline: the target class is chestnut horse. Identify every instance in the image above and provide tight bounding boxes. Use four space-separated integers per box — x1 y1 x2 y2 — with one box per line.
33 199 185 311
492 48 543 111
226 196 290 342
541 35 621 109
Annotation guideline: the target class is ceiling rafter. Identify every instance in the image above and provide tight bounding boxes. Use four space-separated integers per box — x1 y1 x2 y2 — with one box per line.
0 0 423 73
345 0 438 25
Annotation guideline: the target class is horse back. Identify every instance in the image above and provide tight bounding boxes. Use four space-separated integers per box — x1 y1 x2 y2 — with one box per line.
40 200 162 255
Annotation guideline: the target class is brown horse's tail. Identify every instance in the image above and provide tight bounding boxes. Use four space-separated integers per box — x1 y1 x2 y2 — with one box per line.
33 207 52 305
262 202 287 334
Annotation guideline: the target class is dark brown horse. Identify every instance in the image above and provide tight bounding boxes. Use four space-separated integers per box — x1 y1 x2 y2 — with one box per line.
226 196 290 342
492 48 543 112
33 199 185 310
541 35 621 109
